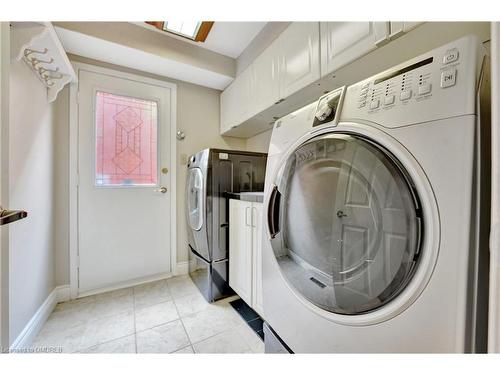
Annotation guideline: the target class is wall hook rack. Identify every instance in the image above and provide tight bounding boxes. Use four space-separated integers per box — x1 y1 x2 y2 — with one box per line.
11 22 77 103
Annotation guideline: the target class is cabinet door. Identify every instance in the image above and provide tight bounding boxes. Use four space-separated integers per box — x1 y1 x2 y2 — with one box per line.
389 22 423 39
251 202 265 318
220 68 252 134
220 79 238 133
229 199 253 305
278 22 321 98
320 22 389 77
251 39 281 115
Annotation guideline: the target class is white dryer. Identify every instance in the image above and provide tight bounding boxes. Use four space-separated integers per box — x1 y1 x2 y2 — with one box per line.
262 35 489 353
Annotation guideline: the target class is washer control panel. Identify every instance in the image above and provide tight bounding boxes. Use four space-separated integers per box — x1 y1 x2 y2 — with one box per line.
341 35 480 128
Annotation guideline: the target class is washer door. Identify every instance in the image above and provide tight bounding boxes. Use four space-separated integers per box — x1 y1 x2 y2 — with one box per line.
187 167 204 231
268 132 423 315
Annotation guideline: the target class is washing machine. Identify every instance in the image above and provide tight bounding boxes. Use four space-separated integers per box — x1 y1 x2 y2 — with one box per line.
262 35 490 353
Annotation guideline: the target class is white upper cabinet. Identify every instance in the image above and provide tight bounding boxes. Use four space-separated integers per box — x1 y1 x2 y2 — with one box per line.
221 22 320 135
389 22 423 39
250 39 281 115
221 21 423 137
220 79 238 134
320 22 390 77
220 66 252 133
278 22 321 98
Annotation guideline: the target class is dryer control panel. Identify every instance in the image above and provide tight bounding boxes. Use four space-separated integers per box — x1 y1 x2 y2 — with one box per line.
340 35 483 129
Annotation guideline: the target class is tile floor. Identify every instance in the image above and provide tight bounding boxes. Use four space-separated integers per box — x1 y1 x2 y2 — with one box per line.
33 275 265 354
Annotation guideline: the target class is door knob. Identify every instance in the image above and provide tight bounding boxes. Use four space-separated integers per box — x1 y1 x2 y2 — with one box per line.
336 210 348 218
154 186 168 194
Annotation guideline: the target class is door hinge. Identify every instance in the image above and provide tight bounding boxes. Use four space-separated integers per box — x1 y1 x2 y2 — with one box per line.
76 254 80 268
75 173 80 187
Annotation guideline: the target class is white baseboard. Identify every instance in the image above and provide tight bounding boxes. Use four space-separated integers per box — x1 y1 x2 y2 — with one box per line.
55 285 70 303
10 284 71 351
10 288 58 351
174 261 189 276
77 271 172 299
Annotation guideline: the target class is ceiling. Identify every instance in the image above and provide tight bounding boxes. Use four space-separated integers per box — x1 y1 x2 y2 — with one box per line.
139 22 267 58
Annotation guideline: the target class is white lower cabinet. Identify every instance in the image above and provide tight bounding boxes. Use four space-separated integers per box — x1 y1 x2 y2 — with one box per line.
251 202 264 316
229 199 264 318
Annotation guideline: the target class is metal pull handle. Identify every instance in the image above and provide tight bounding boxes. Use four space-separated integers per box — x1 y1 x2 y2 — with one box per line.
154 186 168 194
245 206 251 227
0 207 28 226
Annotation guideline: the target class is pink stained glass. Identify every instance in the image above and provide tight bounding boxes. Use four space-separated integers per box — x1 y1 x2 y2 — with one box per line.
95 91 158 186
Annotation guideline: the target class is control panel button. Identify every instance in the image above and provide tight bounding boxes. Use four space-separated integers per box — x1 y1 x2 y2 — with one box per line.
384 95 395 106
440 68 457 88
400 90 412 101
418 83 432 95
443 50 459 64
358 102 366 109
369 100 380 110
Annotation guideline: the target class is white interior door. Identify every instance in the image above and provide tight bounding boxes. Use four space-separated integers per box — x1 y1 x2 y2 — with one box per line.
77 68 173 295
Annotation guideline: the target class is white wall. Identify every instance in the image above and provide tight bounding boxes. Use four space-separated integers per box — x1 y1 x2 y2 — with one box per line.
246 129 272 153
175 80 246 264
9 61 56 344
53 56 246 286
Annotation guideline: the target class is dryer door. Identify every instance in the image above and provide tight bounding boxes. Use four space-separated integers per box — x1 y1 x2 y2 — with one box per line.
267 132 423 315
187 167 204 231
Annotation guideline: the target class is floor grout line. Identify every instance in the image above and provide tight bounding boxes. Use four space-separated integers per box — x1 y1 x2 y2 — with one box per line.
38 276 258 354
170 292 195 352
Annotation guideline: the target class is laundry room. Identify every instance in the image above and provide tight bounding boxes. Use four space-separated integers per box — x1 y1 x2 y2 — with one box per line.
1 1 500 373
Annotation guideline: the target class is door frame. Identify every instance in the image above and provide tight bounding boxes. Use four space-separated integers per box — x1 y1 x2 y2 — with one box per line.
0 21 10 350
489 22 500 353
69 62 177 299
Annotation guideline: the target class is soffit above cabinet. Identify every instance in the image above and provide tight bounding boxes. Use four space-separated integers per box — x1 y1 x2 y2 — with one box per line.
137 21 267 59
53 22 237 90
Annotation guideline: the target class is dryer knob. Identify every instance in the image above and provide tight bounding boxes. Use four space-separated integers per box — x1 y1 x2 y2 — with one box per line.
315 101 333 122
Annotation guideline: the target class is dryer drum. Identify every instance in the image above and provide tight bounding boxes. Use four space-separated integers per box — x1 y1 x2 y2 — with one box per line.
269 132 423 315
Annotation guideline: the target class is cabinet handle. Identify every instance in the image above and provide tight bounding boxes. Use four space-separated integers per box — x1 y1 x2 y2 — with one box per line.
245 206 251 227
267 185 281 238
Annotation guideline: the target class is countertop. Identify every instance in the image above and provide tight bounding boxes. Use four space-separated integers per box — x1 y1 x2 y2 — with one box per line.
224 191 264 203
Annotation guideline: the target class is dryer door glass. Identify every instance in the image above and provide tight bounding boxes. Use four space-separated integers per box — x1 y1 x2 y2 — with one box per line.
187 167 204 231
269 133 422 315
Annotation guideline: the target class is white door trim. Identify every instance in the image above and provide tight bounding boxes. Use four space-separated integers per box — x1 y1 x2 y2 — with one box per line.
489 22 500 353
0 21 11 350
69 62 177 299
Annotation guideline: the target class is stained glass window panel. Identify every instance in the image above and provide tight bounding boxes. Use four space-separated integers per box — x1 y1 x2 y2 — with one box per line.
95 91 158 187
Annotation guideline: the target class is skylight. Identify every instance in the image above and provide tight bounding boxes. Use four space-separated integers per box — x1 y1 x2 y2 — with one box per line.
163 21 201 39
145 21 214 42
